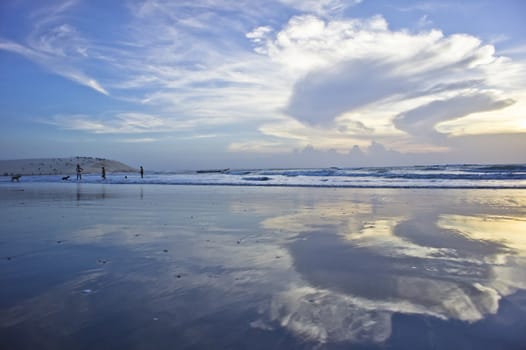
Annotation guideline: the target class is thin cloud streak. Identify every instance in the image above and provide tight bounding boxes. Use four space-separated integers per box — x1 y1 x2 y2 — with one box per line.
0 0 109 95
0 42 109 95
46 113 177 134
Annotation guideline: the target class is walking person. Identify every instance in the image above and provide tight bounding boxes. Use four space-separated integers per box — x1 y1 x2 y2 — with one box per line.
140 166 144 179
76 164 83 180
101 166 106 180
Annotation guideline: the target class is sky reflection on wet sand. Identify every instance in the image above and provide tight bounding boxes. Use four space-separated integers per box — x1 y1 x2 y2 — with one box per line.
1 184 526 349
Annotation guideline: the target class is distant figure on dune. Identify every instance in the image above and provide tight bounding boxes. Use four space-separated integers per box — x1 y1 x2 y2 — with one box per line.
140 166 144 179
101 166 106 180
76 164 83 180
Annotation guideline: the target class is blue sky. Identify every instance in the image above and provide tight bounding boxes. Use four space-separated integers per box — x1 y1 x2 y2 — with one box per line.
1 0 525 170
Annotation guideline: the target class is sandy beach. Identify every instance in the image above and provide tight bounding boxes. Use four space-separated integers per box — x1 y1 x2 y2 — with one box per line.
1 183 526 349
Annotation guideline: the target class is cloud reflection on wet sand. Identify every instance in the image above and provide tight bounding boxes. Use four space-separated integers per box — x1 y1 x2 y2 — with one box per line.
259 189 526 344
1 185 526 348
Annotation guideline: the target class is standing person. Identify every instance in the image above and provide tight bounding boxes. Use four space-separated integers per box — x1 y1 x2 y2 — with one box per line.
140 166 144 179
101 166 106 180
76 164 83 180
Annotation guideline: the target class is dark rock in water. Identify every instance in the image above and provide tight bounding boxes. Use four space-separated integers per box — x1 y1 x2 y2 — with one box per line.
163 249 168 252
242 176 271 181
196 168 229 173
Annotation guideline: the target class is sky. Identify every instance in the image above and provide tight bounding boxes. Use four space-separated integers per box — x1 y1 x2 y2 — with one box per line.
0 0 525 170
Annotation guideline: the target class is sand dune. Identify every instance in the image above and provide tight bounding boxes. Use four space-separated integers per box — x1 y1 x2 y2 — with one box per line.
0 157 137 176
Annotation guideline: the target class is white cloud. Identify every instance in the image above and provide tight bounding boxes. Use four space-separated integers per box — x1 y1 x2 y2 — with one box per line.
246 13 526 154
417 14 432 27
437 97 526 135
245 26 273 44
393 93 515 141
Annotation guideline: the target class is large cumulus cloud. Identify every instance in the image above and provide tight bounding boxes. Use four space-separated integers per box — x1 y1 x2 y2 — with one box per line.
248 14 525 147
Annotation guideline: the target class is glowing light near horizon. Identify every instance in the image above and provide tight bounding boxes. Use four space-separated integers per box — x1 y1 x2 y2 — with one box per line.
438 215 526 256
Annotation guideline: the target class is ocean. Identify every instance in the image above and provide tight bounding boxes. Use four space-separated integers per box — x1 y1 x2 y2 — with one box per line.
4 164 526 188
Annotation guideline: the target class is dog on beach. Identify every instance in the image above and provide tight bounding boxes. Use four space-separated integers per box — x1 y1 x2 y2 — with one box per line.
11 175 21 182
62 176 70 181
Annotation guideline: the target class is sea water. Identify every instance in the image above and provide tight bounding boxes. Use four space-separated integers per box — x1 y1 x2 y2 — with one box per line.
3 164 526 188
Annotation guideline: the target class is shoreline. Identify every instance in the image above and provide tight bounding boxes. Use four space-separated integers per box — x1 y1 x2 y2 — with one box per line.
2 175 526 189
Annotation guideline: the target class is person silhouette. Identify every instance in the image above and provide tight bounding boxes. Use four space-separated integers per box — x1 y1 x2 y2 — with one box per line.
140 166 144 179
76 164 83 180
101 166 106 180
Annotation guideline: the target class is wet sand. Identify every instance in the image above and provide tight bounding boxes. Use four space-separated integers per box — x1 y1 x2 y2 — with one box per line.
1 183 526 349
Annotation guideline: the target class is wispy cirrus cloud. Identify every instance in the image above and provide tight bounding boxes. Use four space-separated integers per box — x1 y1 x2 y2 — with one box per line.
47 113 172 134
117 137 157 143
0 39 109 95
277 0 362 17
0 1 109 95
394 1 461 13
